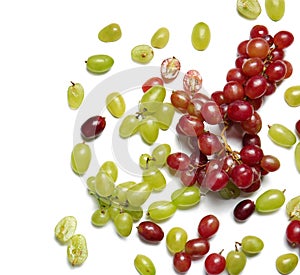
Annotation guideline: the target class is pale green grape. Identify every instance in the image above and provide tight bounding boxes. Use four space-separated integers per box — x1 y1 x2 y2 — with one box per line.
151 27 169 49
286 195 300 220
67 81 84 110
98 23 122 42
91 208 110 227
108 204 122 221
124 205 143 222
139 116 159 145
295 142 300 173
99 160 118 182
153 103 175 130
114 212 133 237
131 44 154 64
54 216 77 244
166 227 188 254
284 86 300 107
95 171 115 197
237 0 261 19
255 189 285 213
191 22 211 51
265 0 285 21
151 143 171 168
226 250 247 275
268 123 296 148
86 176 96 193
86 54 114 74
126 181 152 207
171 186 201 209
106 92 126 118
147 200 177 221
134 254 156 275
240 235 264 255
67 234 88 266
140 85 166 113
71 143 91 175
276 253 298 274
142 167 166 191
119 114 141 138
218 181 241 199
115 181 136 203
139 153 154 169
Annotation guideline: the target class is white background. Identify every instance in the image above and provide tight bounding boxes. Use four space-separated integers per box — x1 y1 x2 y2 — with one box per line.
1 0 300 274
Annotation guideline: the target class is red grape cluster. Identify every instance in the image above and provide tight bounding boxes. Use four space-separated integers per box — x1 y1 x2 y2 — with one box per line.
168 25 293 196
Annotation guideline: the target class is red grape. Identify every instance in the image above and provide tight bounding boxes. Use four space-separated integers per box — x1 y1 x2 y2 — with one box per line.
173 252 192 273
80 115 106 140
200 101 223 125
197 132 224 155
273 30 294 49
167 152 190 171
231 163 254 189
286 220 300 246
185 237 210 259
250 25 269 38
177 114 205 136
198 214 220 239
204 251 226 275
260 155 280 172
137 221 164 242
233 199 255 222
296 120 300 136
240 144 264 166
142 77 164 92
170 90 190 112
246 37 270 59
226 100 253 122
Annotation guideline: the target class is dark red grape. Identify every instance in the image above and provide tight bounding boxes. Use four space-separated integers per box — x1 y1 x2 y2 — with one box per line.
286 220 300 246
185 237 210 259
233 199 255 222
173 252 191 273
240 144 264 166
204 251 226 275
80 115 106 140
137 221 164 242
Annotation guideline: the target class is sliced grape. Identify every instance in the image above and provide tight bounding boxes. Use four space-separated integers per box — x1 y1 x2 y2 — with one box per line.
67 234 88 266
54 216 77 244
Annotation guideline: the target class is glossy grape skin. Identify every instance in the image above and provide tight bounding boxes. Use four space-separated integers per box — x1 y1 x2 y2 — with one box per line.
95 171 115 197
286 220 300 246
260 155 280 172
223 81 245 102
246 37 270 59
231 163 254 189
67 82 84 110
295 142 300 173
67 234 88 266
147 200 177 221
119 114 140 138
166 227 188 254
265 0 285 21
114 212 133 237
86 54 114 74
167 152 190 171
126 181 152 207
151 143 171 168
200 101 223 125
296 120 300 136
268 123 296 148
240 111 262 135
99 160 118 182
139 116 159 145
142 77 164 93
255 189 285 213
284 86 300 107
240 144 264 166
142 167 166 191
233 199 255 222
276 253 298 275
131 44 154 64
106 92 126 118
98 23 121 42
191 22 211 51
242 57 264 77
140 85 166 112
236 0 261 19
203 170 230 192
264 60 287 82
274 30 294 49
151 27 169 49
244 75 267 99
204 252 226 275
227 100 253 122
134 254 156 275
81 115 106 140
171 186 201 209
173 252 192 273
250 25 269 38
91 208 110 227
198 214 219 238
154 103 175 130
170 90 191 112
137 221 164 242
240 235 264 254
185 237 210 259
197 132 223 155
177 114 205 136
225 250 247 275
71 143 91 175
54 216 77 244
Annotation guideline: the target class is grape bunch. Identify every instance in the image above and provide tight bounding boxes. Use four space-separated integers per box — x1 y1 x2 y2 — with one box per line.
168 24 293 196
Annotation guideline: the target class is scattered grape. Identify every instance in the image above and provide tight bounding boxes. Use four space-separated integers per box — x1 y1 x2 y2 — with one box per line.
171 186 201 209
198 214 220 239
185 237 210 259
131 44 154 64
71 143 91 175
67 234 88 266
134 254 156 275
91 208 110 227
166 227 188 254
54 216 77 244
106 92 126 118
114 212 133 237
265 0 285 21
286 220 300 246
147 200 177 221
67 81 84 110
225 248 247 275
268 123 296 148
160 56 181 81
150 27 169 49
236 0 261 19
81 115 106 140
98 23 122 42
276 253 298 274
255 188 285 213
137 221 164 243
239 235 264 254
173 251 192 273
284 86 300 107
233 199 255 222
126 181 152 207
204 250 226 275
85 54 114 74
191 22 211 51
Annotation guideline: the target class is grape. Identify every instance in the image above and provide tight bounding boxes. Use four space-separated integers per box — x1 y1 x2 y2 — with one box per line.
250 25 268 38
255 188 285 213
198 214 220 239
233 199 255 222
191 22 211 51
296 120 300 136
227 68 247 84
160 56 181 81
284 86 300 107
154 103 175 130
276 253 298 275
137 221 164 243
268 123 296 148
227 99 254 122
142 167 166 191
139 116 159 145
131 44 154 64
270 48 285 60
114 212 133 237
177 114 205 136
236 0 261 19
223 81 245 103
67 234 88 266
240 235 264 254
151 143 171 168
170 90 191 112
286 220 300 246
185 237 210 259
218 181 241 199
126 181 152 207
71 143 91 175
180 169 198 186
86 176 96 193
265 0 285 21
240 144 264 166
139 153 153 169
99 160 118 182
240 111 262 134
171 186 201 209
124 205 143 222
95 171 115 197
183 69 203 95
54 216 77 244
81 115 106 140
140 85 166 112
200 101 223 125
134 254 156 275
67 81 84 110
166 227 188 254
260 155 280 172
167 152 191 171
98 23 122 42
91 208 110 227
286 195 300 221
142 77 164 93
150 27 169 49
197 132 223 155
147 200 177 221
108 204 122 221
244 75 267 99
242 57 264 77
203 170 230 192
273 30 294 49
85 54 114 74
106 92 126 118
295 142 300 173
231 163 254 189
119 114 140 138
173 252 192 273
225 249 247 275
264 60 287 82
204 251 226 275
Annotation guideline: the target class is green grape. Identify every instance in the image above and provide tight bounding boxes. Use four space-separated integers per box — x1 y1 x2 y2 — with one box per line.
142 167 166 191
119 114 140 138
286 195 300 220
98 23 122 42
115 181 136 203
236 0 261 19
226 249 247 275
114 212 133 237
67 234 88 266
131 44 154 64
86 54 114 74
126 181 152 207
86 176 96 193
284 86 300 107
124 205 144 222
171 186 201 209
240 235 264 255
140 85 166 113
265 0 285 21
139 116 159 145
99 160 118 182
106 92 126 118
153 103 175 130
108 204 122 221
67 81 84 110
191 22 211 51
91 208 110 227
295 142 300 173
218 181 241 199
151 143 171 168
151 27 169 49
276 253 298 274
166 227 188 254
147 200 177 221
54 216 77 244
268 123 296 148
95 171 115 197
71 143 91 175
255 189 285 213
134 254 156 275
139 153 154 169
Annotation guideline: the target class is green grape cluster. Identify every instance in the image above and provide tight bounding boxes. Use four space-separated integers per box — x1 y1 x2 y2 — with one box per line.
119 85 175 145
